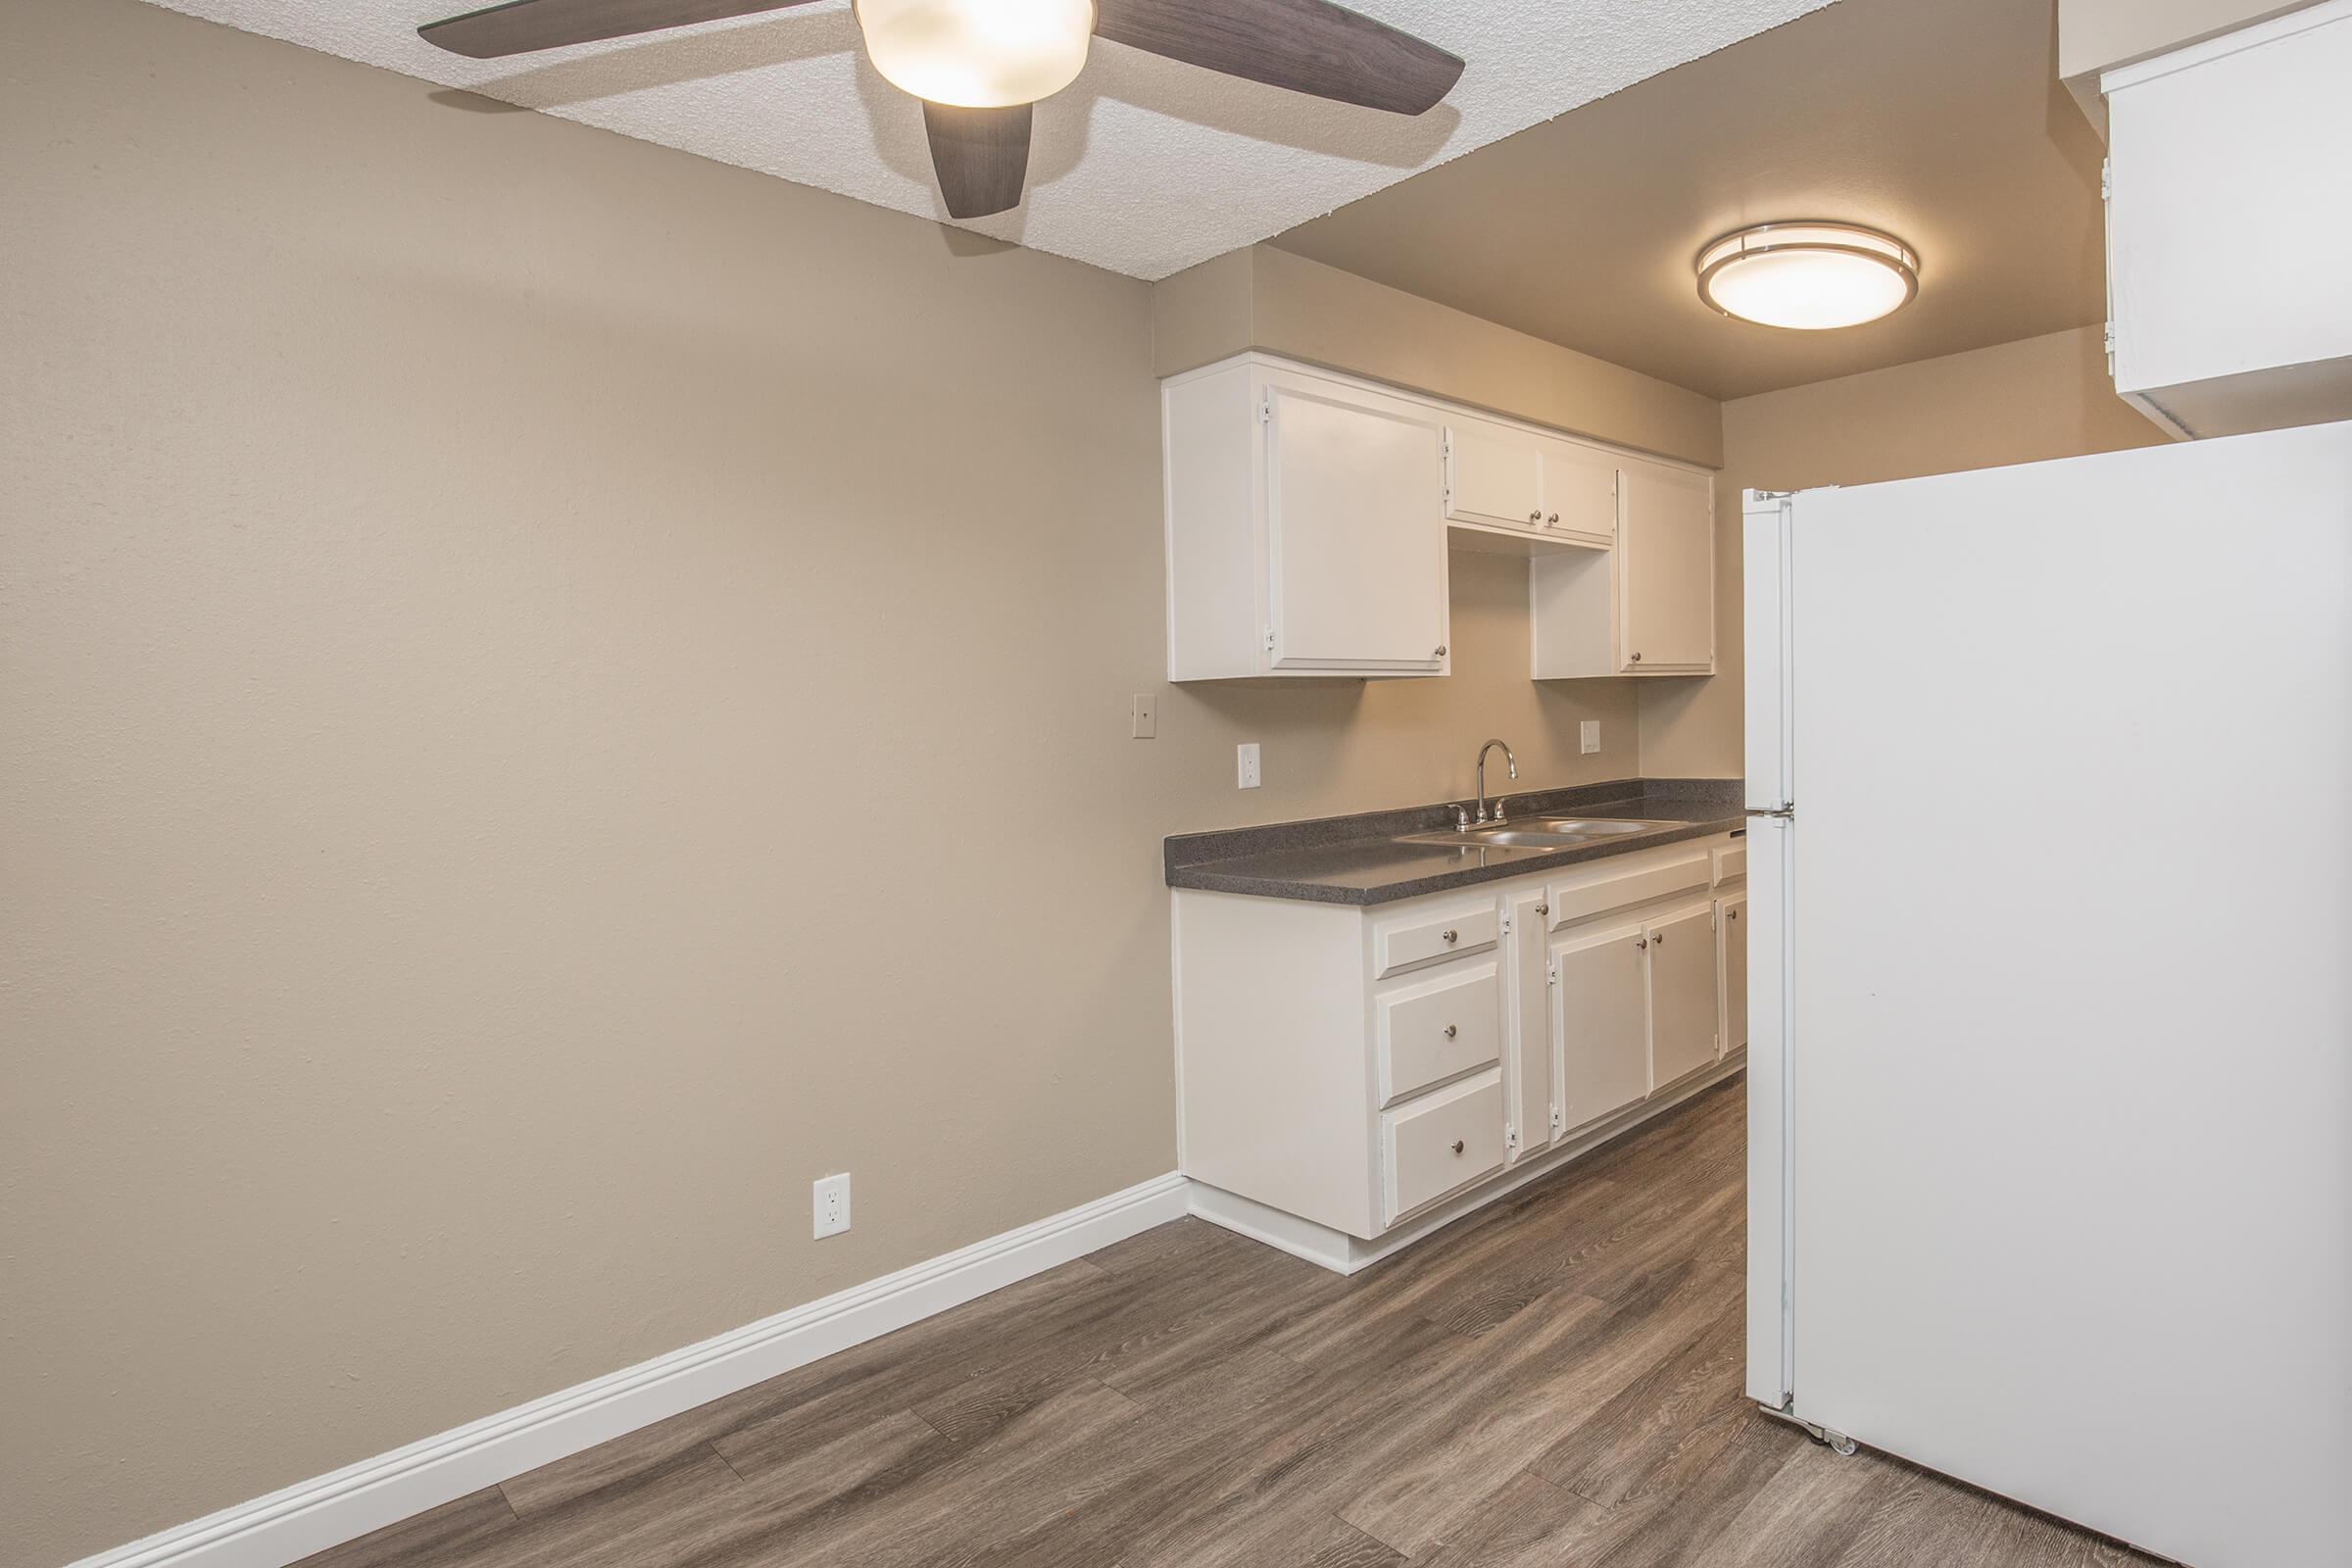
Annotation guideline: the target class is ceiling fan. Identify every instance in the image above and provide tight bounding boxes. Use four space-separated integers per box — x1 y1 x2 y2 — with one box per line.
416 0 1464 220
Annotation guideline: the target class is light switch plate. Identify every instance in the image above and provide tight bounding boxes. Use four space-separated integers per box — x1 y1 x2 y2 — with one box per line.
1580 720 1601 756
1131 693 1157 739
812 1173 851 1238
1237 742 1261 789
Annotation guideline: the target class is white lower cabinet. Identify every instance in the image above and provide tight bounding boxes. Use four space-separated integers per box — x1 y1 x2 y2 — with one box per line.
1502 886 1555 1163
1646 903 1721 1091
1552 918 1650 1134
1718 892 1748 1059
1175 832 1747 1271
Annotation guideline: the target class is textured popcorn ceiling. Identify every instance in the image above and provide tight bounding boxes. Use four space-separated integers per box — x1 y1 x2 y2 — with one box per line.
135 0 1838 279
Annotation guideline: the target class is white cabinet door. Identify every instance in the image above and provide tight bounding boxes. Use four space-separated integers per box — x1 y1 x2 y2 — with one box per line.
1502 888 1555 1161
1267 382 1449 673
1646 903 1719 1090
1552 920 1649 1134
1619 461 1715 673
1445 421 1544 532
1541 439 1620 548
1717 893 1748 1060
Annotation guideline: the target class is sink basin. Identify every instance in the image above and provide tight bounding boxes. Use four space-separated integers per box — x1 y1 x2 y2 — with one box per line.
1395 815 1668 851
1525 817 1660 837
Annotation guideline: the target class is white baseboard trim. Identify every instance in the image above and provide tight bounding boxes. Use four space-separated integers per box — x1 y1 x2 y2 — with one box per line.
1190 1054 1744 1275
72 1171 1191 1568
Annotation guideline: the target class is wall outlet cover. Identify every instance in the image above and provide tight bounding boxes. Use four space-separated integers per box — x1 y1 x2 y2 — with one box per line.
813 1173 852 1239
1236 742 1261 789
1131 693 1157 739
1580 720 1601 756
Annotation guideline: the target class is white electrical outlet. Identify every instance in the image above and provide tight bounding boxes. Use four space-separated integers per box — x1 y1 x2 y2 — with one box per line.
1236 742 1261 789
1131 693 1157 739
812 1173 851 1238
1581 720 1601 756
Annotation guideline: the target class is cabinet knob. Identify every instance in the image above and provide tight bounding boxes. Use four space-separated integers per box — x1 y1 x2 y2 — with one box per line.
1528 510 1543 523
1654 931 1666 946
1636 936 1648 950
1441 929 1458 944
1442 1023 1457 1039
1451 1140 1466 1155
1729 908 1739 920
1534 903 1549 915
1630 651 1643 663
1433 645 1447 658
1546 512 1560 524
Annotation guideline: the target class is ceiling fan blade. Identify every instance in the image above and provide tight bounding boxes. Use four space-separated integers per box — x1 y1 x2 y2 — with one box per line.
418 0 821 59
1093 0 1462 115
922 102 1033 220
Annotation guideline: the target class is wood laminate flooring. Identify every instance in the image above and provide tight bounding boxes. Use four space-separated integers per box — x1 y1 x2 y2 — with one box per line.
300 1079 2165 1568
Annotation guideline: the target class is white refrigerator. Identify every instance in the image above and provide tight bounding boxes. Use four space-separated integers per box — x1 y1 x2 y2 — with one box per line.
1742 419 2352 1568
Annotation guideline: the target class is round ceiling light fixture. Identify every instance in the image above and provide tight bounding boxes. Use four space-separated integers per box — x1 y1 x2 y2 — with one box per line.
1695 222 1920 330
856 0 1098 109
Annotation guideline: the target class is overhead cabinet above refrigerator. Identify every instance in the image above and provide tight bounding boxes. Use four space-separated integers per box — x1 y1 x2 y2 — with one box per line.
2101 0 2352 437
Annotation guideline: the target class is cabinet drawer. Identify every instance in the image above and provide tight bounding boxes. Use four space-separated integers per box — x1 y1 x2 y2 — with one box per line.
1547 850 1711 929
1383 1071 1506 1224
1376 962 1502 1106
1713 842 1746 886
1373 906 1499 977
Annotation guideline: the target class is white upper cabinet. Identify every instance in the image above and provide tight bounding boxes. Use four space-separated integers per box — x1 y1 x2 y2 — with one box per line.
1163 359 1449 681
1539 438 1621 548
1164 352 1714 683
1267 383 1449 674
1445 420 1621 549
2102 4 2352 438
1529 456 1716 679
1445 421 1545 533
1618 461 1716 673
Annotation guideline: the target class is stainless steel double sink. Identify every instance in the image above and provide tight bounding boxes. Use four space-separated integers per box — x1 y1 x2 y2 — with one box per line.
1395 816 1664 851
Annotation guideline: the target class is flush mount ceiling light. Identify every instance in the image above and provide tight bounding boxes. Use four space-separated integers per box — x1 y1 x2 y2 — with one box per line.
1695 222 1920 330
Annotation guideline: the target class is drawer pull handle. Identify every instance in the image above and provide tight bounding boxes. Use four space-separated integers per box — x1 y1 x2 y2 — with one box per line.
1442 1023 1457 1039
1441 929 1458 944
1451 1140 1466 1155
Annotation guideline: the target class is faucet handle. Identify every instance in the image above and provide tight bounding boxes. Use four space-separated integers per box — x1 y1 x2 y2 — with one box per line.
1491 798 1507 823
1451 805 1471 832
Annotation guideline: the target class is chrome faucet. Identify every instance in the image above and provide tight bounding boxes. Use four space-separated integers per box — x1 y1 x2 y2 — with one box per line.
1473 738 1518 827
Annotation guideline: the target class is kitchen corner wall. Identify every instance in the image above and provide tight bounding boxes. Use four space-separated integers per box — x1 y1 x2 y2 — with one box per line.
0 4 1642 1565
1637 324 2174 778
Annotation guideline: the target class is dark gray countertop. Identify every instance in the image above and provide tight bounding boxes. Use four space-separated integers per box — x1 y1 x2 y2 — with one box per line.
1165 777 1746 906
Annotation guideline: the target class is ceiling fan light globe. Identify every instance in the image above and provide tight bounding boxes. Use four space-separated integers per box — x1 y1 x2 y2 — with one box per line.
858 0 1095 109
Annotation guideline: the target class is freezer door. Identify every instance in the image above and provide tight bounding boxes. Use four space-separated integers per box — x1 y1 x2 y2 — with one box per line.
1783 421 2352 1568
1740 490 1795 812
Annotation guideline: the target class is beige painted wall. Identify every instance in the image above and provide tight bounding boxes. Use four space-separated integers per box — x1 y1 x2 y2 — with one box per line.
1153 246 1725 467
1638 324 2173 777
0 5 1644 1564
